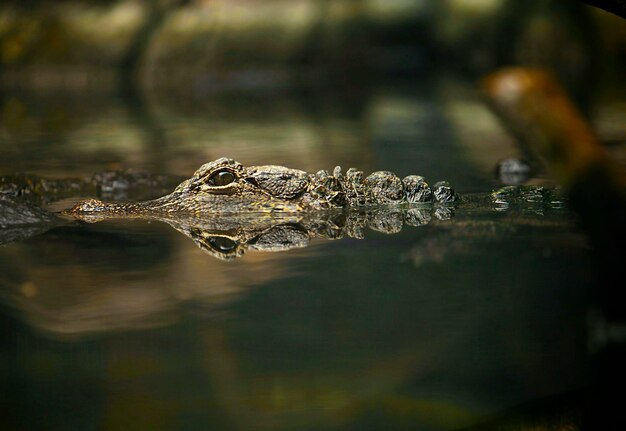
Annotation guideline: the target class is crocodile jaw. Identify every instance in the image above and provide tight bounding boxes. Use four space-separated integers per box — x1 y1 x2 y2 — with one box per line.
65 188 305 222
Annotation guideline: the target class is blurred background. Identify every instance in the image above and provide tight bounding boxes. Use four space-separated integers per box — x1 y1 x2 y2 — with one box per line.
1 1 625 430
2 0 625 179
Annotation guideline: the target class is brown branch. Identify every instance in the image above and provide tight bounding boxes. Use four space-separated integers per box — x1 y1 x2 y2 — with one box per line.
482 68 622 188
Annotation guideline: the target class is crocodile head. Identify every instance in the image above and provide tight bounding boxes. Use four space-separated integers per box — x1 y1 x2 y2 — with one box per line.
67 158 321 219
157 158 313 213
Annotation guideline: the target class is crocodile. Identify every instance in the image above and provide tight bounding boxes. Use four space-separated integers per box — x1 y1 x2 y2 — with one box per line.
53 157 566 261
0 159 568 256
66 157 457 220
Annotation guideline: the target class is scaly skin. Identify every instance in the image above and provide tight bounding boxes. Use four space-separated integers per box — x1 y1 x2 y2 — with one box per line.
0 160 569 258
66 158 457 219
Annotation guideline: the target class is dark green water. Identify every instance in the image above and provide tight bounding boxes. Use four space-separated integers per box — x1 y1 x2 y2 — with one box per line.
0 81 598 430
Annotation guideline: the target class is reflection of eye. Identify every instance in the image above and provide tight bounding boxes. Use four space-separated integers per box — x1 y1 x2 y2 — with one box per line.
207 237 237 253
207 170 236 187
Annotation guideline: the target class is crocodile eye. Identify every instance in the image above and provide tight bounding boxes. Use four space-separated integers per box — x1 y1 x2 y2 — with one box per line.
207 237 237 252
207 170 236 187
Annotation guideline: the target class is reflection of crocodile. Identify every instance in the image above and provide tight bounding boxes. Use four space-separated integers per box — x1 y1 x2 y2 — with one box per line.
76 190 564 261
150 206 453 261
167 185 571 259
66 158 458 218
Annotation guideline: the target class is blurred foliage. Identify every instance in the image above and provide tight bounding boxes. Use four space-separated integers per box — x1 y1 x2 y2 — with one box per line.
0 0 624 95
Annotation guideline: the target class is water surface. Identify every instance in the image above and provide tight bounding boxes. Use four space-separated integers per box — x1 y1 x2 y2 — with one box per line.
0 79 598 430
